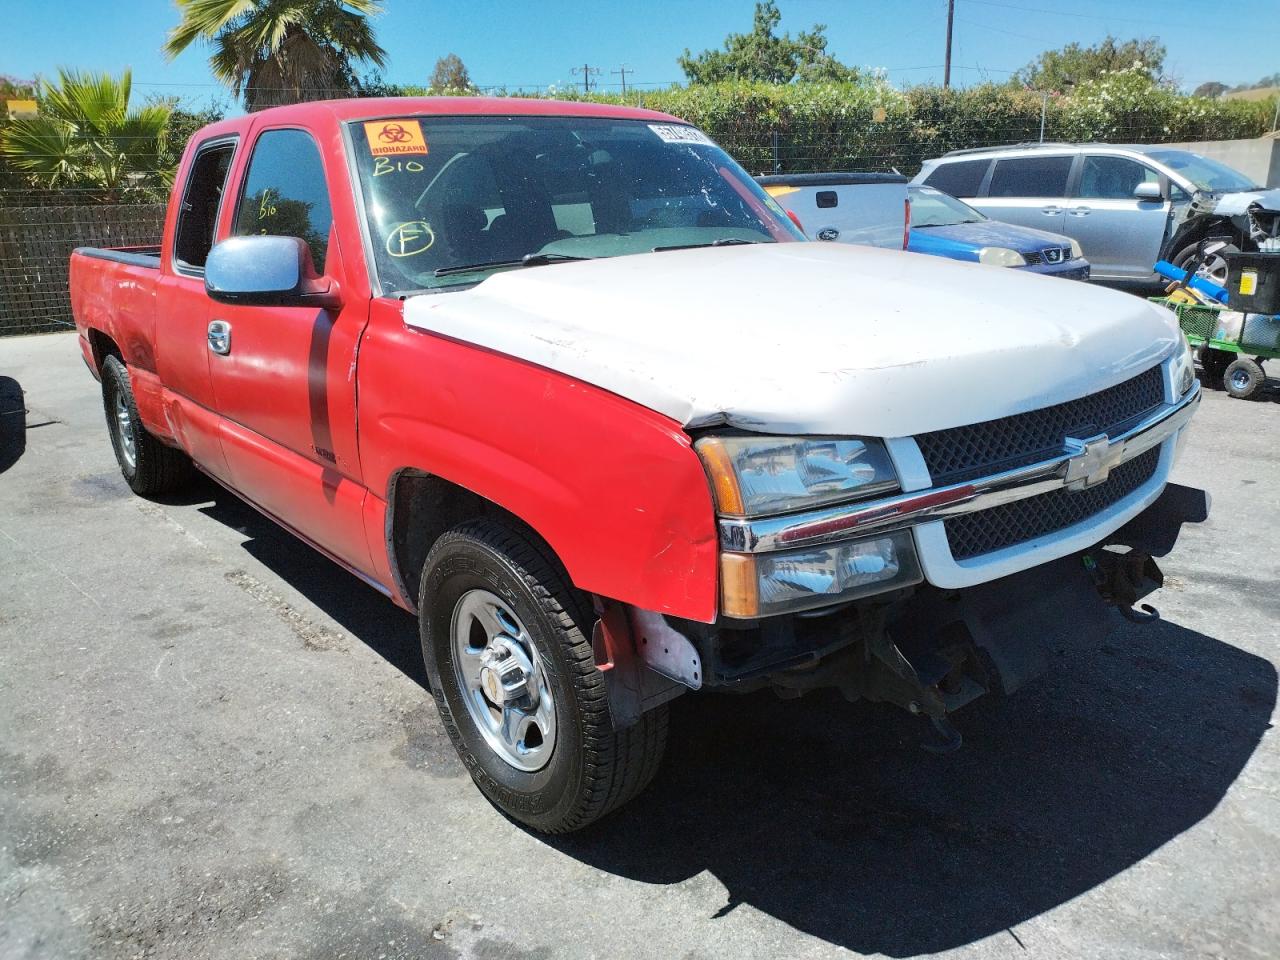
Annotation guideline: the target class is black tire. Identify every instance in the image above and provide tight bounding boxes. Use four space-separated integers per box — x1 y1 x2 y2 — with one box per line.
1223 356 1265 400
1172 239 1239 289
418 518 667 833
1198 347 1232 386
101 355 194 495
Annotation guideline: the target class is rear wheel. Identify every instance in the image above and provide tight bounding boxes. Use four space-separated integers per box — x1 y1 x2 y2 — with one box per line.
101 355 193 495
418 518 667 833
1224 356 1265 400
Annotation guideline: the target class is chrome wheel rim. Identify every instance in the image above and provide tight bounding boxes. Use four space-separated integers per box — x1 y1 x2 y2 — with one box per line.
450 589 556 772
1197 253 1230 287
114 391 136 469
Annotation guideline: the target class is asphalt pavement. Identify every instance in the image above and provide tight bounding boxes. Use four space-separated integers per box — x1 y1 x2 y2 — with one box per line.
2 332 1278 960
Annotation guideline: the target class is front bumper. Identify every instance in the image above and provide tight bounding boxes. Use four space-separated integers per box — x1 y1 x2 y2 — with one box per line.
1022 257 1091 280
719 380 1200 564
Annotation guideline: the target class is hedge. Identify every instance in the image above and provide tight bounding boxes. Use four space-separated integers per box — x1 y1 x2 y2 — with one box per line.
540 71 1277 176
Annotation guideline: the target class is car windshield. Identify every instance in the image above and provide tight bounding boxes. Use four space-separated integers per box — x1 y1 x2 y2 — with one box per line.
349 115 804 293
907 185 986 227
1145 149 1261 193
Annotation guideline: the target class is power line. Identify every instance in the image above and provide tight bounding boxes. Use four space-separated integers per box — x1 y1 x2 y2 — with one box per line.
612 64 633 96
571 64 601 94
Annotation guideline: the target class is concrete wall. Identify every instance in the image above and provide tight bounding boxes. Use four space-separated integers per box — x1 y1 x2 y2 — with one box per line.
1160 135 1280 188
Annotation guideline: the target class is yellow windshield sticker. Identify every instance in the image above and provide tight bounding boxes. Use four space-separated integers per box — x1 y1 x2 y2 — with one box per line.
386 221 435 257
762 185 800 198
364 120 428 157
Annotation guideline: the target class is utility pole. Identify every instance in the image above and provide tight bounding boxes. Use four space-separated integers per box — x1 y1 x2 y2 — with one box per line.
943 0 955 89
612 64 632 95
572 64 600 94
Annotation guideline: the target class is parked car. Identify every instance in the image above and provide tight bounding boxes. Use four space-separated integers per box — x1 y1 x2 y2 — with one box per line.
71 98 1207 833
756 172 909 248
913 143 1280 285
907 184 1089 279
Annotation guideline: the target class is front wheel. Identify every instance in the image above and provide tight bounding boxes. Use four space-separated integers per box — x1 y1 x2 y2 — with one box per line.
418 519 667 833
1173 240 1239 289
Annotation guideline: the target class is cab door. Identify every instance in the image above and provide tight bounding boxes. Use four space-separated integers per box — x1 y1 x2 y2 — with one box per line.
154 135 239 482
206 126 374 575
1062 154 1171 280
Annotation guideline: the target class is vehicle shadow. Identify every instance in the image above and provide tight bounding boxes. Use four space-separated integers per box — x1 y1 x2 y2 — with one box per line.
547 620 1275 956
176 476 1275 957
0 376 26 474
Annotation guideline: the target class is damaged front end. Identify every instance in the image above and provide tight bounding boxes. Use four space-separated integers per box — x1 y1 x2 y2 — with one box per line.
596 482 1209 749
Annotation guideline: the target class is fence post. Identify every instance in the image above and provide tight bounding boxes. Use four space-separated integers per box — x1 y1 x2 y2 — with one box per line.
772 129 781 174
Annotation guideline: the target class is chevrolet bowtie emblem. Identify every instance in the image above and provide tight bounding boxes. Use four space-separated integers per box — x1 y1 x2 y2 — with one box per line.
1064 434 1124 489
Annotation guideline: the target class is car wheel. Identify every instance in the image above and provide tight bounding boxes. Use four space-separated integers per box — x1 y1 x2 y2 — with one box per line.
1173 240 1239 288
1223 357 1265 400
101 355 194 495
418 518 668 833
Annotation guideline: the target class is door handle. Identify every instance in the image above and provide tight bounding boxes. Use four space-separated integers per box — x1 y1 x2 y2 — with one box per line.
1068 206 1092 216
208 320 231 355
1041 205 1062 215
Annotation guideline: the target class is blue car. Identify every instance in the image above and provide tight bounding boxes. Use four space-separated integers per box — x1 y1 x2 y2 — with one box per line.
908 185 1090 280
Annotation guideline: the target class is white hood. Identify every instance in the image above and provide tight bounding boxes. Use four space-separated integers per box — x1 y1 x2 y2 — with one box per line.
403 243 1178 438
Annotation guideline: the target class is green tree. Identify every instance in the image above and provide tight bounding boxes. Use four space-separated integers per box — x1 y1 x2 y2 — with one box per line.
164 0 387 111
1192 81 1229 99
678 1 858 85
147 95 227 169
0 69 171 193
429 53 474 93
1015 36 1166 92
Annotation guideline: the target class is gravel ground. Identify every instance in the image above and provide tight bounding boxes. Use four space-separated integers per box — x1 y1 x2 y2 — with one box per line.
1 331 1278 960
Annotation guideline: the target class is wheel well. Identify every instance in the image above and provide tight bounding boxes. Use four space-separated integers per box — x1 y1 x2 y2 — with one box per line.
1168 217 1247 260
86 328 122 372
386 470 565 610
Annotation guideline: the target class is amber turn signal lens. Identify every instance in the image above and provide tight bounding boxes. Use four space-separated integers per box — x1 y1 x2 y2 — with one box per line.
695 437 746 516
720 553 760 619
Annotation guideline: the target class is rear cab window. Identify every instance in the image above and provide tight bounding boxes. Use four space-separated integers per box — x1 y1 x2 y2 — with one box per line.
173 138 237 273
922 158 990 198
987 156 1074 198
233 128 334 272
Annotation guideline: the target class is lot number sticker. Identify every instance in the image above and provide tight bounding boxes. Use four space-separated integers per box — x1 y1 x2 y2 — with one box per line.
648 124 714 146
364 120 429 157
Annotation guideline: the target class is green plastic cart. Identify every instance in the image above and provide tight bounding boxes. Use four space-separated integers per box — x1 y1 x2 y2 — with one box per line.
1151 298 1280 400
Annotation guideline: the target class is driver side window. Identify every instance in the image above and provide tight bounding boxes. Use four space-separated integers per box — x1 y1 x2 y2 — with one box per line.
1077 156 1160 200
233 129 333 272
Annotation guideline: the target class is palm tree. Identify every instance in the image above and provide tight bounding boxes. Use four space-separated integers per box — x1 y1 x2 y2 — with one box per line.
0 69 171 193
165 0 387 111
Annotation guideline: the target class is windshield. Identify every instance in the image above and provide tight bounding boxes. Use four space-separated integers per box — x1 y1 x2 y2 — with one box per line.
907 185 986 227
349 116 804 293
1145 149 1261 193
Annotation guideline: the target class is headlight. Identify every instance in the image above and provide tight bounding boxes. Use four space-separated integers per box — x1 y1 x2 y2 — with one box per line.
978 246 1027 267
695 436 899 517
721 530 923 617
1068 238 1083 259
1171 333 1196 397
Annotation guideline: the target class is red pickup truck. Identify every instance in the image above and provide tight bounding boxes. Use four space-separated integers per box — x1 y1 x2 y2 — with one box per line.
72 97 1207 833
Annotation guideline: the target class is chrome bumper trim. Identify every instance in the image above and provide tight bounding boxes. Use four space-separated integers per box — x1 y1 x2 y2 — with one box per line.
718 383 1200 554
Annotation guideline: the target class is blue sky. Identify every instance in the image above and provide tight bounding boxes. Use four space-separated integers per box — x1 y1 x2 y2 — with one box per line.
2 0 1277 109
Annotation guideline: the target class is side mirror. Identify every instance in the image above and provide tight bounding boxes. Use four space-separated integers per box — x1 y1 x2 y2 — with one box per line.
205 235 340 308
1133 181 1163 202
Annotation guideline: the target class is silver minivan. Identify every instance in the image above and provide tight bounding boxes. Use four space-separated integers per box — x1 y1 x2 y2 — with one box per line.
913 143 1279 285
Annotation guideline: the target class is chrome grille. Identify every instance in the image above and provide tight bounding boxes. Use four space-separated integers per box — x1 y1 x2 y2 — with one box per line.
944 447 1161 561
916 365 1165 486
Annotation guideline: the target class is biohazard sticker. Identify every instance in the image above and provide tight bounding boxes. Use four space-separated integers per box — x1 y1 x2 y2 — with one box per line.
364 120 429 157
648 124 714 146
